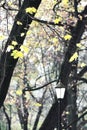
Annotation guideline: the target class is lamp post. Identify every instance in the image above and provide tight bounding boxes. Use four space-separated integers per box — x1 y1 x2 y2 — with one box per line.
55 86 65 130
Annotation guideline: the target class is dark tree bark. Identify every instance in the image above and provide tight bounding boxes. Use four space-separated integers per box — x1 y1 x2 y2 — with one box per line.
16 94 29 130
16 59 29 130
39 92 67 130
22 92 29 130
0 0 42 108
3 105 11 130
16 99 24 129
32 85 48 130
33 105 43 130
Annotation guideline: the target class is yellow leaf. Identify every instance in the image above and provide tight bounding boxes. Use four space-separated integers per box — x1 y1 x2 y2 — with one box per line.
53 0 57 4
17 51 24 58
52 38 59 47
11 50 17 55
64 34 72 40
25 7 37 14
16 89 22 96
78 5 84 12
76 43 83 48
27 30 31 35
12 41 18 46
20 45 29 54
17 21 22 25
32 21 39 26
69 52 78 62
11 50 24 59
54 17 62 24
80 63 86 68
52 37 58 43
21 33 25 37
6 45 14 52
8 2 12 6
62 0 69 6
0 35 5 40
34 102 42 107
62 0 68 4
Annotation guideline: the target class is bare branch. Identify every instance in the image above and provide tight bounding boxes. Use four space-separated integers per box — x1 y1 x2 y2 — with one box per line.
64 110 87 129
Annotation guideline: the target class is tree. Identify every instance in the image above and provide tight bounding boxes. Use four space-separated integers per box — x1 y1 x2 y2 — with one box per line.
39 1 87 130
0 0 87 130
0 0 41 108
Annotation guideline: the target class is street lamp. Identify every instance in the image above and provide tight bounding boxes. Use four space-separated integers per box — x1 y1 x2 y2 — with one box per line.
55 86 65 130
55 87 65 99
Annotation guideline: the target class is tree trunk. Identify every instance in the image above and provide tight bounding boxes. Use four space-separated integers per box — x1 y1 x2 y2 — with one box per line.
0 0 42 108
39 92 67 130
39 7 87 130
23 117 28 130
16 93 29 130
67 88 78 130
22 92 29 130
33 105 43 130
3 106 11 130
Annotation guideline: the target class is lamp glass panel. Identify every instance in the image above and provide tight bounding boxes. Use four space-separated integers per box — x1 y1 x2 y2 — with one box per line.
55 88 65 99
